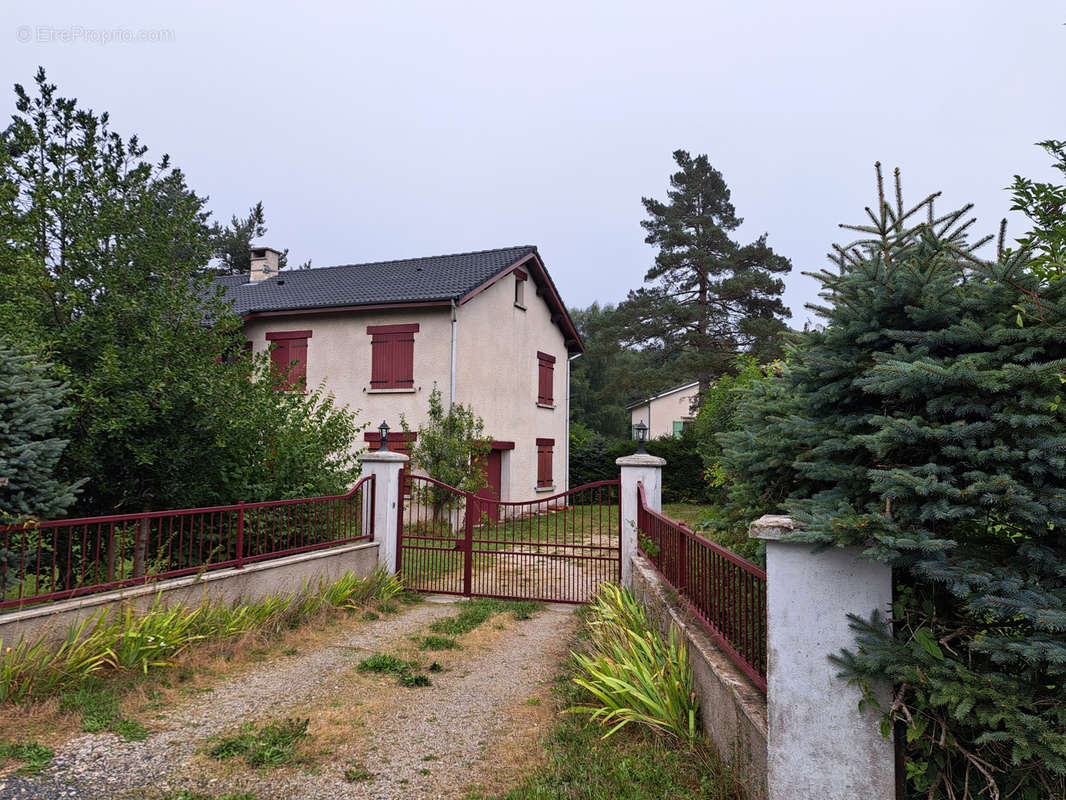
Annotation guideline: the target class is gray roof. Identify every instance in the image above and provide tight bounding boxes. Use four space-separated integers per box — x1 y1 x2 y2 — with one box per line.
215 245 537 316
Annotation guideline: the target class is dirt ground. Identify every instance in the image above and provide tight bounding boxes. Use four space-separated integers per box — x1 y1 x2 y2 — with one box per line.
0 598 579 800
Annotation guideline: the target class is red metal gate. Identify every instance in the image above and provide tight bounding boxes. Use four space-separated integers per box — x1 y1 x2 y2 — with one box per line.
397 475 620 603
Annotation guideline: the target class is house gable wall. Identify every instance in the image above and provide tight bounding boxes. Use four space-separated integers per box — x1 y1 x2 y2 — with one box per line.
630 385 699 439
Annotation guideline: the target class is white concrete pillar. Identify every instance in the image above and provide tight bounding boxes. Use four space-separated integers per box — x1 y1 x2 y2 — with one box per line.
358 451 409 574
750 515 895 800
616 453 666 588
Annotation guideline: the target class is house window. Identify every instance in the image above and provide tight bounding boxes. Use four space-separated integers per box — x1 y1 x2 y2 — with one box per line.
536 438 554 489
537 351 555 406
514 270 527 308
367 324 419 390
265 330 311 390
673 420 684 439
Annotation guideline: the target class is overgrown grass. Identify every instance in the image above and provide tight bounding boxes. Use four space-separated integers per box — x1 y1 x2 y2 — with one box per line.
59 679 147 740
0 741 54 775
0 567 401 704
480 598 742 800
357 652 433 687
568 584 697 745
208 717 310 767
486 673 741 800
419 635 460 651
161 793 259 800
428 599 542 637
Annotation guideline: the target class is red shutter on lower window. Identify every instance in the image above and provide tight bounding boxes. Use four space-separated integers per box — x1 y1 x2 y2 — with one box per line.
536 438 554 487
537 351 555 405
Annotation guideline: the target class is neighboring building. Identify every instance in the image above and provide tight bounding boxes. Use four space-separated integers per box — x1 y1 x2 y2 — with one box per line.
216 245 583 506
627 381 699 440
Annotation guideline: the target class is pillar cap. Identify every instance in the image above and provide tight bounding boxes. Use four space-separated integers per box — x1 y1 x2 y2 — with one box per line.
615 454 666 467
749 514 802 541
358 451 409 463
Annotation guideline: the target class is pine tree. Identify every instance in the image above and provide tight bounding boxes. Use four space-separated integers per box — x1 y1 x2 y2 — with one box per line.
720 165 1066 798
615 150 791 400
0 343 80 523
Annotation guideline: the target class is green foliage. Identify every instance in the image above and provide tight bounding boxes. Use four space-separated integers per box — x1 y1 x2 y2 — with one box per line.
0 741 53 775
58 679 146 740
0 69 362 515
419 635 460 651
1009 140 1066 282
0 342 81 524
569 584 698 746
356 653 414 675
427 598 542 636
722 164 1066 798
569 424 708 503
403 385 489 510
614 150 790 400
0 568 396 702
208 717 310 767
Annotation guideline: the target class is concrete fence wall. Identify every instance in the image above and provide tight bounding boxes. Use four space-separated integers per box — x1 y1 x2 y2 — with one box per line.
630 552 769 800
0 541 380 647
618 459 897 800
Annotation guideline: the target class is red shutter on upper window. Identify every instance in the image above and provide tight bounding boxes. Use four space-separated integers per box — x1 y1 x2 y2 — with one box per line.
536 437 554 488
537 351 555 405
266 330 312 391
368 324 419 389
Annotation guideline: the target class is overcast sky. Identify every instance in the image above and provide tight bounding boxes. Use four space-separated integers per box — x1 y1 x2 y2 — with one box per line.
3 1 1064 327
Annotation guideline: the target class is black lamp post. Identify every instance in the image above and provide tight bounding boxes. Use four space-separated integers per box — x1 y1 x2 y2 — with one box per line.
634 420 648 454
378 421 390 451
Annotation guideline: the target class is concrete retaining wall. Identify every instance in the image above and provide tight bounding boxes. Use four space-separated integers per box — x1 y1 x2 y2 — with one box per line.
630 553 768 800
0 541 380 646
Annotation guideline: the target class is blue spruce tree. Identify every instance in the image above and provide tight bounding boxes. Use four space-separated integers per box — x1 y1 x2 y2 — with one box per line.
720 165 1066 799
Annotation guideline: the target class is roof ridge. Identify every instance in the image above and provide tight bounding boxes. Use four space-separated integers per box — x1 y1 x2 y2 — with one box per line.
277 244 536 276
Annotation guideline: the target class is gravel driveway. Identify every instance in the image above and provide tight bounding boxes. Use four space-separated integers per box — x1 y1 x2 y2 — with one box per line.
0 597 577 800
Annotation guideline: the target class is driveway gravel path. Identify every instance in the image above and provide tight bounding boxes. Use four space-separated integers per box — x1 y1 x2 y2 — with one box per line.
0 597 577 800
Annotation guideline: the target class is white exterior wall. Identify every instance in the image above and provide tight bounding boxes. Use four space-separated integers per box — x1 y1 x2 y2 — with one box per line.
241 271 569 501
454 273 568 498
244 306 453 436
629 384 699 439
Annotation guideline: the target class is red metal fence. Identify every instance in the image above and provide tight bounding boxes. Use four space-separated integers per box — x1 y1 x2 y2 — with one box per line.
0 476 375 611
398 476 620 603
636 482 767 692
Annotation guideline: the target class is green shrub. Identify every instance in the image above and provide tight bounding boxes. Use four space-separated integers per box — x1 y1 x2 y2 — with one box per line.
569 584 697 745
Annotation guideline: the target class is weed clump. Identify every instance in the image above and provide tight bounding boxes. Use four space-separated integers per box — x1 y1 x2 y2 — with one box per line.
0 741 53 775
208 717 310 767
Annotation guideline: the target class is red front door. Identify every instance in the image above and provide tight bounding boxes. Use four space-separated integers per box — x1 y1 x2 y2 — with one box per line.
472 449 503 523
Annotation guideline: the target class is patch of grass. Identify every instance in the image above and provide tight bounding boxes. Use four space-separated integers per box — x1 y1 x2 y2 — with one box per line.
523 697 541 706
428 599 542 637
375 601 399 615
397 590 424 605
419 635 460 651
399 672 431 688
208 718 310 768
360 610 380 621
356 653 413 675
161 792 259 800
0 741 53 775
343 762 372 782
282 647 299 656
112 718 148 741
428 662 443 673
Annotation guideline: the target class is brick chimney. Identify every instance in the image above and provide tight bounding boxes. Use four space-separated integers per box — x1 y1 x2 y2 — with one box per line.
249 247 282 282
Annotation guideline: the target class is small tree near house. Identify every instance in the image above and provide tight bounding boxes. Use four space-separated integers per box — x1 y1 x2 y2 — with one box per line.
402 386 490 520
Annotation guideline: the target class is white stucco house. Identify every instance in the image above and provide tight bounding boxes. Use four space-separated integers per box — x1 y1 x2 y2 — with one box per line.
627 380 699 440
215 245 583 508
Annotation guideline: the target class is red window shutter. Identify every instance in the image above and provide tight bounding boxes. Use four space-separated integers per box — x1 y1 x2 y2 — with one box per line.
368 324 419 389
536 438 554 488
266 330 312 391
537 352 555 405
